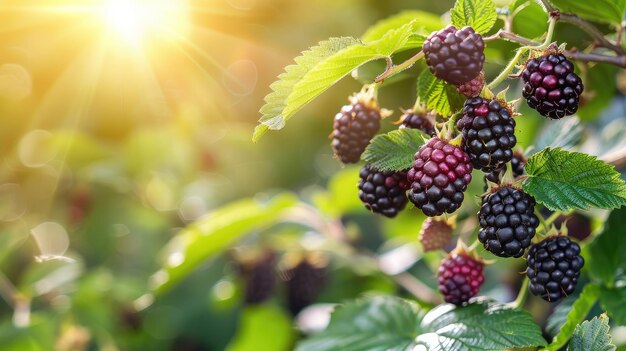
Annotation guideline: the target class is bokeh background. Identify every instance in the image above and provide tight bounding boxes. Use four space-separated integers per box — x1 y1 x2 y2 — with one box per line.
0 0 625 350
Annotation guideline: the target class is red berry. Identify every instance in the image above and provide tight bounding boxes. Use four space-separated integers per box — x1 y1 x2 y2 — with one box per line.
456 72 484 97
438 251 485 305
419 218 453 252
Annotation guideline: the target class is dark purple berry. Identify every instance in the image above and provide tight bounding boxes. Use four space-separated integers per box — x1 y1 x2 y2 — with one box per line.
399 111 436 136
457 97 517 173
331 95 381 164
237 251 277 305
407 137 473 217
438 251 485 305
526 236 584 302
478 186 539 258
358 164 409 218
423 26 485 85
521 53 584 119
284 254 328 315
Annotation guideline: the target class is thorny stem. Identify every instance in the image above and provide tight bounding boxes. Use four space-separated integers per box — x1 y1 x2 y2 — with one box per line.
375 51 424 83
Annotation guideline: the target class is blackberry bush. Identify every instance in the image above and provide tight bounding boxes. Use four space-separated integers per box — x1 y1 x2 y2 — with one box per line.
478 186 539 258
358 164 409 218
407 137 473 217
526 236 584 302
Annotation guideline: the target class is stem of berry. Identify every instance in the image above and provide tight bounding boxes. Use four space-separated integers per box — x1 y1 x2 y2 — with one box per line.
487 49 526 90
534 208 551 234
511 277 530 308
374 51 424 83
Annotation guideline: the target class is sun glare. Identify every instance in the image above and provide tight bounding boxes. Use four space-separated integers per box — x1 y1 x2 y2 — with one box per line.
98 0 190 46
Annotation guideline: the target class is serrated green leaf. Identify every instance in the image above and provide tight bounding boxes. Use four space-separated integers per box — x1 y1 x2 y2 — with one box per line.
151 193 298 293
599 286 626 326
362 129 428 171
451 0 498 34
523 148 626 211
417 70 465 117
550 0 626 25
568 314 616 351
534 116 583 151
254 37 360 142
587 207 626 286
417 299 546 351
295 296 425 351
362 10 443 43
544 284 601 351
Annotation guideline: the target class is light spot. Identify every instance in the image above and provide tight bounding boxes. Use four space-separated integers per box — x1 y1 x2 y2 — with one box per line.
30 222 69 258
222 59 258 96
0 184 26 221
19 130 56 167
0 64 32 100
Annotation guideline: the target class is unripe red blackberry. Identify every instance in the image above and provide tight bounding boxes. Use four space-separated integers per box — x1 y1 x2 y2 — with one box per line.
358 164 409 218
526 236 584 302
456 71 484 97
399 111 436 136
236 251 277 304
283 253 328 315
457 97 517 173
423 26 485 85
408 138 473 217
331 92 381 163
478 186 539 258
521 53 584 119
438 250 485 305
419 218 453 252
484 151 526 189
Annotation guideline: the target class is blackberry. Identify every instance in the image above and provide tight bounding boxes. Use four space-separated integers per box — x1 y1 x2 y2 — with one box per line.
555 213 592 242
478 186 539 258
484 151 526 188
399 111 436 136
236 251 277 305
408 138 473 217
521 53 584 119
284 254 328 315
419 218 453 252
331 92 381 163
526 236 584 302
358 164 409 218
456 71 484 97
438 250 485 305
423 26 485 85
457 97 517 173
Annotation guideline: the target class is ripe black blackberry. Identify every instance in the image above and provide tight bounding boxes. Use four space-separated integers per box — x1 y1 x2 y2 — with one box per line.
521 53 584 119
456 71 484 97
331 92 381 163
478 186 539 258
423 26 485 85
399 111 436 136
236 251 277 305
484 151 526 189
358 164 409 218
419 218 453 252
438 249 485 305
284 254 328 315
457 98 517 173
408 138 473 216
526 236 584 302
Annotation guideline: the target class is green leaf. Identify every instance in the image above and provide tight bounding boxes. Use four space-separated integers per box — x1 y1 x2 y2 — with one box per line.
568 314 616 351
362 129 428 171
599 287 626 326
549 0 626 25
295 296 425 351
312 166 365 217
534 116 583 151
254 37 360 142
544 284 601 351
545 295 579 338
416 299 546 351
510 0 549 40
450 0 498 34
523 148 626 211
226 305 295 351
577 63 618 122
587 207 626 286
417 70 465 117
362 10 442 43
151 193 298 293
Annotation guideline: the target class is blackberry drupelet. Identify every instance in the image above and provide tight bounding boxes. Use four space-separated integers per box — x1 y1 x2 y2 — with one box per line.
331 93 381 163
407 137 473 217
526 236 584 302
438 250 485 305
399 111 436 136
358 164 409 218
478 186 539 258
419 218 453 252
423 26 485 85
456 71 484 97
521 53 584 119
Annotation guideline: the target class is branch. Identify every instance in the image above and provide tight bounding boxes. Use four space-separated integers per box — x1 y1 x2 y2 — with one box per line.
557 13 625 54
564 51 626 68
375 51 424 83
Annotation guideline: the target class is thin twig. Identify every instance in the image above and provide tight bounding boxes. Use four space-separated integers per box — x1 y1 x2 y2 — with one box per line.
564 51 626 68
557 13 625 54
375 51 424 83
394 272 442 305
